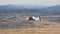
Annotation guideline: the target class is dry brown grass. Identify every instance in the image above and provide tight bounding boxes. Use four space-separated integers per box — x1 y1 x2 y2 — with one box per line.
0 21 60 34
0 27 60 34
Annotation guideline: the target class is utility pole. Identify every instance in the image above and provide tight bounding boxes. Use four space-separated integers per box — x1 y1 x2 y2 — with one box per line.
39 16 41 21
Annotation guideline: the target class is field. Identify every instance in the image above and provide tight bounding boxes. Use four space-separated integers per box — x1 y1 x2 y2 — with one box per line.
0 27 60 34
0 21 60 34
0 15 60 34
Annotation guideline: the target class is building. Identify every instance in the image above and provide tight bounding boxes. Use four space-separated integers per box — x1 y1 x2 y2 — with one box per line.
26 16 41 21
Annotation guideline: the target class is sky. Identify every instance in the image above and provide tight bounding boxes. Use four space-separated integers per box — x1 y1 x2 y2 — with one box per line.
0 0 60 6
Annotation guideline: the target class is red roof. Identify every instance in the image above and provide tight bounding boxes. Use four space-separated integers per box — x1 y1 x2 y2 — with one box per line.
28 17 35 21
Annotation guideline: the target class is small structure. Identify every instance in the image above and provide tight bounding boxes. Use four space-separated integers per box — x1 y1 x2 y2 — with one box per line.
26 16 41 21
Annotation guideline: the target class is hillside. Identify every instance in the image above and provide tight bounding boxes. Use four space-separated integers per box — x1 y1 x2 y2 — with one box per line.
0 5 60 15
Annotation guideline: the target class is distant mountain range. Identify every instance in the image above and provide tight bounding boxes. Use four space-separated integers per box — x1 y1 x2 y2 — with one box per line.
0 5 60 15
41 5 60 15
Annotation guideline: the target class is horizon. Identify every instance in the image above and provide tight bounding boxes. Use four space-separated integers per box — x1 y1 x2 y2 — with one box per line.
0 4 60 7
0 0 60 6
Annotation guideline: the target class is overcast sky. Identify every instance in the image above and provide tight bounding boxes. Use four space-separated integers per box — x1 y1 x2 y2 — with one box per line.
0 0 60 6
